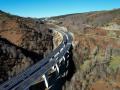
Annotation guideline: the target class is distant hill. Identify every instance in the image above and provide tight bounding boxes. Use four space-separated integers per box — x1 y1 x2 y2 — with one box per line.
51 8 120 32
51 9 120 90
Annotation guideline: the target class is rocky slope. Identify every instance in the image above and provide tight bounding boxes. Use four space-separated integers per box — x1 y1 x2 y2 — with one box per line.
51 9 120 90
0 10 53 84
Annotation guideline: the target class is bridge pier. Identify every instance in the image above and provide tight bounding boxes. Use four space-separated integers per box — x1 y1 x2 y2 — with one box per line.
67 54 69 58
66 60 69 67
67 51 69 53
52 64 59 74
42 73 49 88
52 65 56 71
63 56 65 61
55 64 59 74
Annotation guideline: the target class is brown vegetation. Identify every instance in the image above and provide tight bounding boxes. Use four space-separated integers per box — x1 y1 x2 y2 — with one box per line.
52 9 120 90
0 10 53 84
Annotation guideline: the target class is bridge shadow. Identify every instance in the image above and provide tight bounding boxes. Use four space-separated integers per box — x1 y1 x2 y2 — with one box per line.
49 45 76 90
30 45 76 90
0 37 44 85
66 45 76 81
30 81 46 90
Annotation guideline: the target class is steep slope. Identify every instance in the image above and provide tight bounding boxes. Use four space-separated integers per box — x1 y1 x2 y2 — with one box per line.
51 9 120 90
0 10 53 84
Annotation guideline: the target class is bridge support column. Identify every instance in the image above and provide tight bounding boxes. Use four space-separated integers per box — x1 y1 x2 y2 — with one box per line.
67 51 69 53
52 64 59 74
42 73 49 88
52 66 56 71
66 60 69 67
66 51 69 58
67 55 69 58
55 64 59 74
63 56 65 61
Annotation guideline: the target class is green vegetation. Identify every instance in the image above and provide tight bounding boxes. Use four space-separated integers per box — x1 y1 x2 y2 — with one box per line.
109 56 120 71
109 9 120 16
80 60 90 72
96 52 104 61
108 31 116 37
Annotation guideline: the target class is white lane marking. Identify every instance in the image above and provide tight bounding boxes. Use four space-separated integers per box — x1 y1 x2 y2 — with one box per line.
54 52 59 58
60 48 63 52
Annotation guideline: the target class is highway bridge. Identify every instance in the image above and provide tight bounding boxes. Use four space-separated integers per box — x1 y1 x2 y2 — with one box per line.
0 29 72 90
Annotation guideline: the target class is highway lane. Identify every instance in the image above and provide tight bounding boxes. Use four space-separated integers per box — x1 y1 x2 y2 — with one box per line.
0 30 65 90
17 43 71 90
16 31 72 90
0 29 72 90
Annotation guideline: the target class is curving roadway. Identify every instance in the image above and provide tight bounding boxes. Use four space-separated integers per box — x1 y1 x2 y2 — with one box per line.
0 29 72 90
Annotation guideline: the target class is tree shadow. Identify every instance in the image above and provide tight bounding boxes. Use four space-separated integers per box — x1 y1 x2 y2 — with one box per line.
29 45 76 90
0 37 44 63
49 45 76 90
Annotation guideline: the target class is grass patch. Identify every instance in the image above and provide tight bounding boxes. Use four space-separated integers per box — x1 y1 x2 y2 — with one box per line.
96 52 104 61
109 56 120 71
80 60 90 72
108 31 116 37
